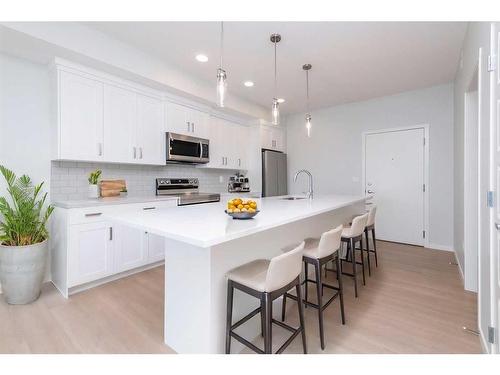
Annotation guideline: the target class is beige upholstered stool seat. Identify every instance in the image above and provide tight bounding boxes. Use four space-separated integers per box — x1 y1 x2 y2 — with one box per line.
227 259 270 292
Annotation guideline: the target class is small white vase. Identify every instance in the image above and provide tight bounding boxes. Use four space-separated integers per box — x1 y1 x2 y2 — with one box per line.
88 184 99 199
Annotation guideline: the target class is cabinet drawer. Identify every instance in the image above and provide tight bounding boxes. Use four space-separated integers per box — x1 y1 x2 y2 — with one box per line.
67 199 178 225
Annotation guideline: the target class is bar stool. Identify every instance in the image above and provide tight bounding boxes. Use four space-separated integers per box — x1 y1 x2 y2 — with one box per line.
340 213 368 298
281 225 345 350
364 205 378 275
225 242 307 354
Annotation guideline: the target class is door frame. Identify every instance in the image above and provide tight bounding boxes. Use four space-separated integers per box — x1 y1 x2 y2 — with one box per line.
361 124 430 248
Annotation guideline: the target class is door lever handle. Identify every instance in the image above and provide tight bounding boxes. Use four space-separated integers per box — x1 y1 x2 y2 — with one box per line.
367 190 375 194
495 223 500 230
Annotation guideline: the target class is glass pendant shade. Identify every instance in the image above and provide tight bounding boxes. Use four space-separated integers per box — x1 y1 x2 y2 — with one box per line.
305 114 312 137
272 98 280 125
216 68 227 107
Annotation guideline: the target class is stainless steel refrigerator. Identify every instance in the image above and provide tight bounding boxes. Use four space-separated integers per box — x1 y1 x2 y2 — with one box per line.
262 150 288 197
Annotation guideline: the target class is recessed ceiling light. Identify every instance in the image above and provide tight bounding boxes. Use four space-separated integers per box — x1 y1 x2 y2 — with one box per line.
195 54 208 62
244 81 254 87
277 98 285 103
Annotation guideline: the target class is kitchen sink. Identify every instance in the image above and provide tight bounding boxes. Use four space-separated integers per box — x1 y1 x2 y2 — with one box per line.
280 197 307 200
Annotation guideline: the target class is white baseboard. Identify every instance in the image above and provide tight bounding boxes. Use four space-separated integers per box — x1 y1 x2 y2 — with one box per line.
426 243 454 252
454 252 465 285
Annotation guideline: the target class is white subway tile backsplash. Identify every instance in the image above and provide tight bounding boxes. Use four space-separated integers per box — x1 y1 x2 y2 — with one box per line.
50 161 236 202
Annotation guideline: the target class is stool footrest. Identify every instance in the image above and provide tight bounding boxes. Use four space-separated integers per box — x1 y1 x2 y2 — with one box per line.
231 306 261 331
230 331 264 354
285 290 340 311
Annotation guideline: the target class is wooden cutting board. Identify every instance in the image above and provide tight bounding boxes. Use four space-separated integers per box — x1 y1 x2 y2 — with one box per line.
100 179 126 197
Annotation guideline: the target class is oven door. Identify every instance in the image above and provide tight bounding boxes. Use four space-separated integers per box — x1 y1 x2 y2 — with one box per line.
166 132 209 163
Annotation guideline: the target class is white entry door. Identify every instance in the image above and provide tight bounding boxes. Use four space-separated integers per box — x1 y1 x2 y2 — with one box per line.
364 127 426 246
490 22 500 354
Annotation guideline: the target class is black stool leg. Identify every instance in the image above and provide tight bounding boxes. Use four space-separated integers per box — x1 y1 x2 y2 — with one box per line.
263 292 273 354
314 260 325 350
295 283 307 354
336 253 346 324
372 228 378 267
304 262 309 309
261 299 266 337
365 229 371 276
225 280 234 354
359 238 366 286
351 238 358 298
281 290 287 322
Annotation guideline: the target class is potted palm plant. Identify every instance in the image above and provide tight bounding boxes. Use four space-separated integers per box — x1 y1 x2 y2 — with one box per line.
0 165 54 304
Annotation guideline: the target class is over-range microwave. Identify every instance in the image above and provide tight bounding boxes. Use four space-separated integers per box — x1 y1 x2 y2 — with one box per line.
166 132 210 164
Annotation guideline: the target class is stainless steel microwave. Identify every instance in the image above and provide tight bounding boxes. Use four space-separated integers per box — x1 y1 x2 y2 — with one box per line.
166 132 209 164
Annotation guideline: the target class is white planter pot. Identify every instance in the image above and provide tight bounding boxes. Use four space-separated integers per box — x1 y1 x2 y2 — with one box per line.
88 184 99 199
0 240 48 304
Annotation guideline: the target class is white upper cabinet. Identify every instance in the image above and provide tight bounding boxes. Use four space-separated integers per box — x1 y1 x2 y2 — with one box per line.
204 116 248 170
103 84 137 163
165 102 209 139
58 71 104 161
136 94 165 165
260 125 285 152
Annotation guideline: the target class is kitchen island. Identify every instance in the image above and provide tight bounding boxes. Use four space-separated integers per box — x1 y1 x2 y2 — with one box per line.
106 194 365 353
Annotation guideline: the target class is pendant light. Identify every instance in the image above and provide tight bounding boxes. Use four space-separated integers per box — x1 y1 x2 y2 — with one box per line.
303 64 312 137
217 21 227 107
270 33 281 125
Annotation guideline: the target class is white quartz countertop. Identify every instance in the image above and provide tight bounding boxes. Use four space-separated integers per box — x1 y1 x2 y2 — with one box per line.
52 195 179 209
105 194 365 247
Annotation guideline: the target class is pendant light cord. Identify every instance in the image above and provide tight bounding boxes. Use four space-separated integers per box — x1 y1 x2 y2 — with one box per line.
306 69 310 113
274 38 277 98
220 21 224 69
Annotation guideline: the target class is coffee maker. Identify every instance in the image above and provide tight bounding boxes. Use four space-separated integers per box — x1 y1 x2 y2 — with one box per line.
228 173 250 193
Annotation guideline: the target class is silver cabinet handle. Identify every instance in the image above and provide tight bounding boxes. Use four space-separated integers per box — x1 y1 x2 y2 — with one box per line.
133 146 137 159
109 227 113 241
495 223 500 230
238 158 241 167
187 122 190 132
139 147 143 159
97 142 103 156
85 212 102 217
222 156 224 165
192 122 195 133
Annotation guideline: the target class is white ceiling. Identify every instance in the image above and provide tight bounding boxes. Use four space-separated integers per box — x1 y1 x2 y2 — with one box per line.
83 22 467 115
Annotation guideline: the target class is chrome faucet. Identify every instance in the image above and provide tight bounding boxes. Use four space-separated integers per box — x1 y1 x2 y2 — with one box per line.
293 169 314 199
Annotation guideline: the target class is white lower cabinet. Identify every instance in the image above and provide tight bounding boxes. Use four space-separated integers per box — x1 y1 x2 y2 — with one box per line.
68 221 114 287
114 224 148 273
52 199 175 297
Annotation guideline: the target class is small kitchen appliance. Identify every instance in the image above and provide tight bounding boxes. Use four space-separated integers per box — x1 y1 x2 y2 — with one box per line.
228 174 250 193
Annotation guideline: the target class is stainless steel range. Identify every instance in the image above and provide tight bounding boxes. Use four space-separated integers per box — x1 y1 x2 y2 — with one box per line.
155 178 220 206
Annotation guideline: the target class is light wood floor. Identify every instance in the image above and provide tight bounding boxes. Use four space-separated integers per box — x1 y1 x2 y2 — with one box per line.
0 241 481 354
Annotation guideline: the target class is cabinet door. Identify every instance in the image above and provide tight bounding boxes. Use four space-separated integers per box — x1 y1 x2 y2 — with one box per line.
103 84 137 163
260 126 273 150
189 108 209 139
272 127 285 152
137 94 164 165
68 222 114 287
205 116 226 168
165 102 190 135
147 232 165 262
233 125 248 170
114 224 148 272
59 71 104 161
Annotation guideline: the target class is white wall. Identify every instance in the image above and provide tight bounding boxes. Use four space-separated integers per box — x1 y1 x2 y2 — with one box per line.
0 52 52 203
285 83 454 250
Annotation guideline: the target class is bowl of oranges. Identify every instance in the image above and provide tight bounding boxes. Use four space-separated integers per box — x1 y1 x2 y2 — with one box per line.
225 198 259 220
